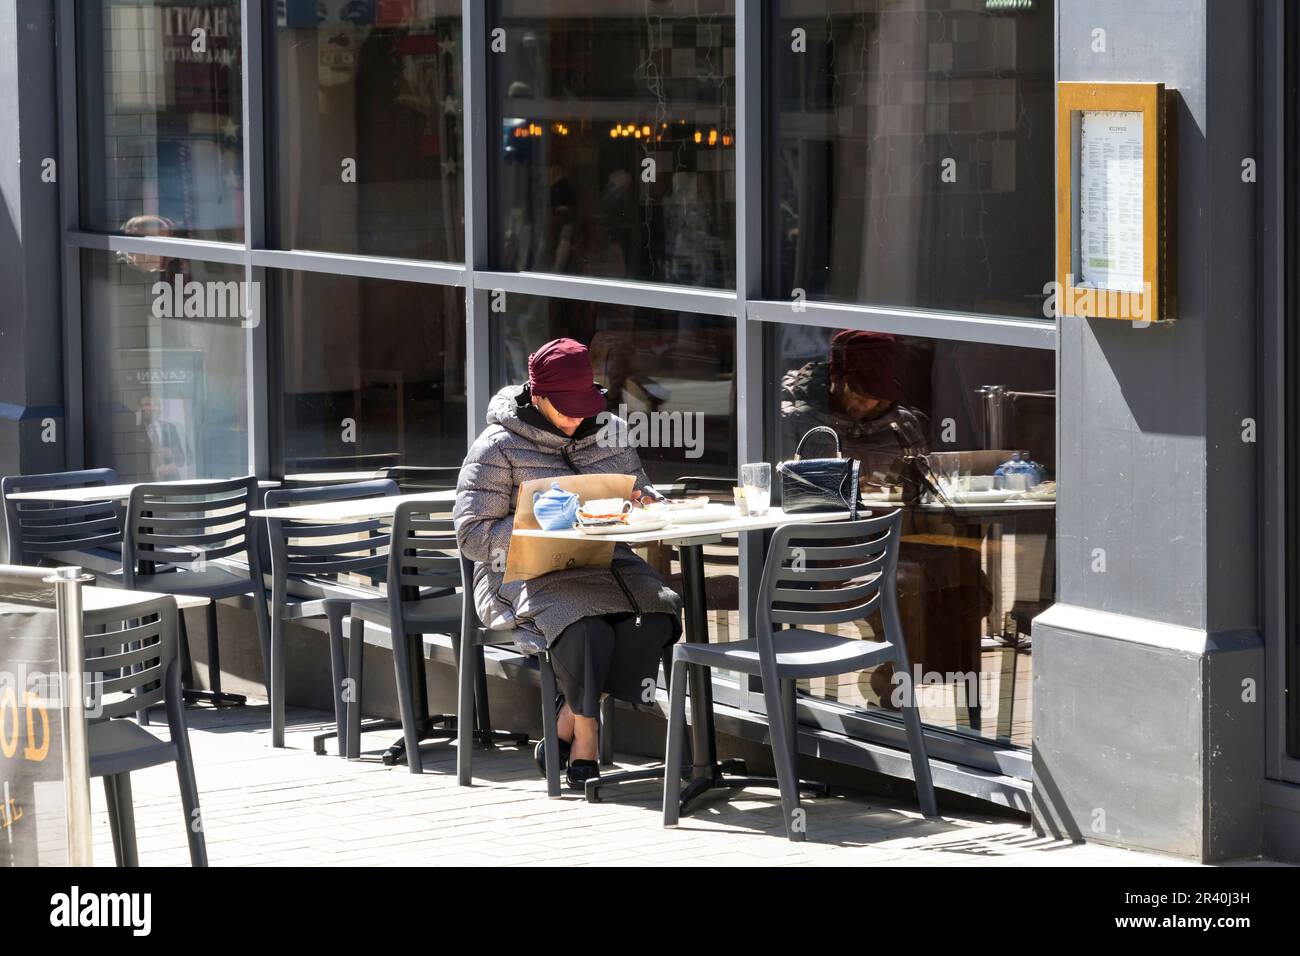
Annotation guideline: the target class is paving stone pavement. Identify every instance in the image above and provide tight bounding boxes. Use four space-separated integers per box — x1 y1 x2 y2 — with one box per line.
90 704 1196 867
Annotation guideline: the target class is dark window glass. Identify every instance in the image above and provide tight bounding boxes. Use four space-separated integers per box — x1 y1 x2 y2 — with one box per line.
767 0 1055 317
275 273 466 476
77 0 244 241
489 1 736 287
269 1 464 261
768 324 1056 747
489 294 737 484
82 250 249 481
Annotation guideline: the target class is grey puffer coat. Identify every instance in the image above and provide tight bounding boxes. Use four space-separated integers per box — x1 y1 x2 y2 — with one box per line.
454 385 682 653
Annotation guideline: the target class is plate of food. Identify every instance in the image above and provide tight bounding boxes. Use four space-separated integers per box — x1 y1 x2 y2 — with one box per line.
576 515 671 535
660 504 734 525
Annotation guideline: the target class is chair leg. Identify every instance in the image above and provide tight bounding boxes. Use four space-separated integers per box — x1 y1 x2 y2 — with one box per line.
456 632 476 786
165 658 207 866
103 775 124 866
346 617 365 759
324 605 348 757
251 581 273 695
598 695 616 766
270 609 286 749
662 656 689 827
761 668 805 842
472 644 493 735
389 630 424 774
178 611 195 691
107 774 139 866
538 654 562 798
175 746 209 867
901 672 940 817
781 679 800 774
205 601 222 697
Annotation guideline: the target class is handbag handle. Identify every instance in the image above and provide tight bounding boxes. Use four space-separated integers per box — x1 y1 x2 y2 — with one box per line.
792 426 842 461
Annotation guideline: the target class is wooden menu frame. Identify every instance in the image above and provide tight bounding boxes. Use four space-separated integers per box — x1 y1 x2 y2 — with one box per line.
1056 82 1178 324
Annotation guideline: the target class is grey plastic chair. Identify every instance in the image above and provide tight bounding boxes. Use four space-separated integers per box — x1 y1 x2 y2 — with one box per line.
120 477 272 710
263 479 398 751
84 593 208 867
663 511 938 841
345 504 528 772
2 468 123 570
457 551 574 796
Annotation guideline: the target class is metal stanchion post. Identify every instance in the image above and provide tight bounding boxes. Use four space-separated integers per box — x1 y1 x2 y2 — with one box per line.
48 565 94 867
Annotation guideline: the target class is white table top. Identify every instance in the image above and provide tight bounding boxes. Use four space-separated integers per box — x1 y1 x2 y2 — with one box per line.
911 499 1056 514
251 489 458 522
82 586 209 612
512 506 853 546
283 470 390 483
6 479 279 503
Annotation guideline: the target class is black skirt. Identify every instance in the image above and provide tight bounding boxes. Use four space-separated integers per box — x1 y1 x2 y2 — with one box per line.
548 612 677 718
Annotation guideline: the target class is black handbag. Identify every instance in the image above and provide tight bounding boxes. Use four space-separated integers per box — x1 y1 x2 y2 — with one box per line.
777 426 860 519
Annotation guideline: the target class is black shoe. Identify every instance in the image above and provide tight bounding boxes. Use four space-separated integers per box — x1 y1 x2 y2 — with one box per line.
566 759 600 792
534 693 571 777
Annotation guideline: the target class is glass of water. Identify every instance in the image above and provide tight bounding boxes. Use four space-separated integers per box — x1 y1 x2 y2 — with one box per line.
740 463 772 516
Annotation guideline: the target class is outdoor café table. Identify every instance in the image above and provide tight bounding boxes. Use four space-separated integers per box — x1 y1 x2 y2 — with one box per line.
251 490 459 763
513 505 852 810
82 586 209 613
4 478 281 505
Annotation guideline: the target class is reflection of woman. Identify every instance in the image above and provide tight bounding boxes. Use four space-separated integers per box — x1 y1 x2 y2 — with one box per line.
118 215 177 274
455 338 682 791
779 329 990 712
781 330 927 492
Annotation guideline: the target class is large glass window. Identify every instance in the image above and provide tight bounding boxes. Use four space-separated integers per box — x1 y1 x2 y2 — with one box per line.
489 294 737 483
77 0 244 242
766 0 1055 317
767 324 1055 747
275 273 466 476
82 250 250 481
268 1 464 261
489 0 736 287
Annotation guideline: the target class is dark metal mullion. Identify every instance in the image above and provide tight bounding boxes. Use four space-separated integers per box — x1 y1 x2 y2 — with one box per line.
55 0 84 470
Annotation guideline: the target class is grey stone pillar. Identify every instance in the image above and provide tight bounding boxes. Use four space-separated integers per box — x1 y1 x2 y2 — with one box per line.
0 0 65 505
1033 0 1265 861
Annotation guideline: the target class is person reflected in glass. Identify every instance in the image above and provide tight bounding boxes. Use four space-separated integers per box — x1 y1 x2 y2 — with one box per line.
781 329 927 494
138 394 188 480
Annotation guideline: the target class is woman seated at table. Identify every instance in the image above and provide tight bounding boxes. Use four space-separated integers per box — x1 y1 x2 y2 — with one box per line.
454 337 682 791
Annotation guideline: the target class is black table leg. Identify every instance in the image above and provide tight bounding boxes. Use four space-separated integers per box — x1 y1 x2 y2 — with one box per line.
586 541 730 804
585 538 826 809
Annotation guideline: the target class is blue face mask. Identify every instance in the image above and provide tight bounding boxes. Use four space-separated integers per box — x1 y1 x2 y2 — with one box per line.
532 482 580 531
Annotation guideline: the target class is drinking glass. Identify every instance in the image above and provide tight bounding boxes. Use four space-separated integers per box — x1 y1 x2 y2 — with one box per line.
740 463 771 516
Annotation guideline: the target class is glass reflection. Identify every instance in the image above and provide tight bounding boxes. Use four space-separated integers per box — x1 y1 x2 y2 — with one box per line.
767 0 1055 317
276 273 466 477
77 0 244 241
270 1 464 261
490 0 736 287
770 324 1056 746
82 251 249 481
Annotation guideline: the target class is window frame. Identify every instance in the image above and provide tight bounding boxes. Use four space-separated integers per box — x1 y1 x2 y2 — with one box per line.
54 0 1059 796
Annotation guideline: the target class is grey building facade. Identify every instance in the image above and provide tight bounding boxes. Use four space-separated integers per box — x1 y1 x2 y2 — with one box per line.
0 0 1295 863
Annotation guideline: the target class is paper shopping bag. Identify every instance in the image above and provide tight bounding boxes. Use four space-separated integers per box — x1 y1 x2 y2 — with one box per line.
503 473 636 583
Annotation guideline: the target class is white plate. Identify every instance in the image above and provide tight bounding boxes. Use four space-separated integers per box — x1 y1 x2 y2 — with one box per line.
947 489 1021 504
663 504 734 525
576 516 671 535
664 496 711 510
